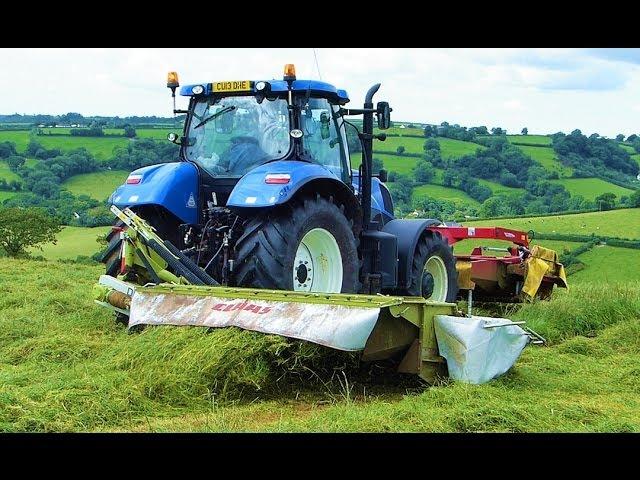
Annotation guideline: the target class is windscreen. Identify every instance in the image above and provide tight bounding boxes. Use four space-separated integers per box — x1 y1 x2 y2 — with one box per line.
185 96 290 177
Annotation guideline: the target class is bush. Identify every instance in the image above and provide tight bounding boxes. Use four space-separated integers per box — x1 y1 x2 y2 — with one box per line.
0 207 62 257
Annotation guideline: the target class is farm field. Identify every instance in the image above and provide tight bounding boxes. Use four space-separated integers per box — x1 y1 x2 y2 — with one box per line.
506 135 552 146
62 170 129 201
619 144 636 154
466 208 640 239
437 138 484 159
0 130 30 151
0 191 18 202
517 145 572 177
1 257 638 432
373 136 483 159
477 178 524 195
551 178 634 200
33 226 110 260
412 183 480 207
0 128 172 159
570 246 640 284
37 136 129 160
0 160 22 184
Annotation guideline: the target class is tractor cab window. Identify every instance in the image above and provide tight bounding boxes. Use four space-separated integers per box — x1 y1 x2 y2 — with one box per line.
185 96 290 177
301 99 348 180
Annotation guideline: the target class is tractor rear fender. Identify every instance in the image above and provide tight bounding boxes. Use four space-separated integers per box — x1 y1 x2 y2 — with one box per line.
227 160 362 233
382 218 444 290
108 162 199 225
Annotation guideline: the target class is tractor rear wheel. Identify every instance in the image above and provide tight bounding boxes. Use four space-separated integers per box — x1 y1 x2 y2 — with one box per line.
404 231 459 303
234 196 359 293
100 219 126 278
98 219 129 326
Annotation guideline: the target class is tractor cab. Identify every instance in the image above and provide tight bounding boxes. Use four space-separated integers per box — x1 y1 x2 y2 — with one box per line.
169 66 353 202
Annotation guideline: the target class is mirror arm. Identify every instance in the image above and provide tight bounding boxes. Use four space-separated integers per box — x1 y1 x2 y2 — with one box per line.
339 108 376 116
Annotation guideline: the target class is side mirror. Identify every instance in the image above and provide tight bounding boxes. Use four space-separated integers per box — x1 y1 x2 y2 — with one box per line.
376 101 391 130
378 168 388 183
320 112 331 139
167 132 181 145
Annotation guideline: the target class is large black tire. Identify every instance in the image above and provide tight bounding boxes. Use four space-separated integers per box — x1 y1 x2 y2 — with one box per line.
234 195 359 293
100 220 126 278
98 220 129 326
404 231 459 303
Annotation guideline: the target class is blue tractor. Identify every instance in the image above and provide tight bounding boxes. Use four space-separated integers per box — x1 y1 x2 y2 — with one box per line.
102 65 459 302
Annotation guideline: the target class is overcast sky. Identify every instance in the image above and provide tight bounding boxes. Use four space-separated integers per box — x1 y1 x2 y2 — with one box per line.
1 48 639 137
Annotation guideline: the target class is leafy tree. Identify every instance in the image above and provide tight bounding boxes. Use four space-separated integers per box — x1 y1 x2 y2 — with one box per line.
0 141 17 158
123 125 137 138
413 160 435 183
6 155 25 171
616 134 625 142
423 125 435 137
594 192 617 210
26 140 43 156
471 126 488 135
423 138 440 152
396 146 405 155
372 157 384 175
491 127 505 135
626 134 638 143
0 207 62 257
521 127 528 135
629 190 640 208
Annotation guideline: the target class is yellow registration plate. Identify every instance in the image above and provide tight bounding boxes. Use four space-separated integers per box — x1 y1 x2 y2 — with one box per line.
212 80 252 93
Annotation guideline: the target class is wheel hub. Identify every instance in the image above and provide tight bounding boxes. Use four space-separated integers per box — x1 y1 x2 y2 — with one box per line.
422 255 449 302
296 262 311 286
421 272 435 297
293 228 342 293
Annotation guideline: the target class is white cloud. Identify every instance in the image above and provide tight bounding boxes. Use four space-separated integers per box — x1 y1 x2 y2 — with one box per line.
0 48 639 137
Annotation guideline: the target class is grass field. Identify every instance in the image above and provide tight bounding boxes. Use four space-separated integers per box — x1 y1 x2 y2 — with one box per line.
33 226 110 260
62 170 129 201
0 161 22 184
632 154 640 167
37 136 130 160
437 138 484 159
1 257 638 432
517 145 572 177
477 178 524 195
506 135 552 146
363 153 417 175
373 136 484 159
570 245 640 284
0 191 18 202
412 184 481 207
619 144 637 154
551 178 634 200
0 130 30 152
0 129 168 159
466 208 640 239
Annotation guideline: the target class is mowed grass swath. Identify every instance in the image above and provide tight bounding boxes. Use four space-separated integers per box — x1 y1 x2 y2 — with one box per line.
1 257 638 432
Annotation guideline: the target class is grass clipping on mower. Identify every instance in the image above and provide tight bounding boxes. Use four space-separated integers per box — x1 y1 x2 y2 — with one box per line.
107 326 360 402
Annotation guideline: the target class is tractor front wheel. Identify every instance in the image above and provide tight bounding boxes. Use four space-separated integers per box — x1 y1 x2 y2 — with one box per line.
234 196 359 293
404 231 459 303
